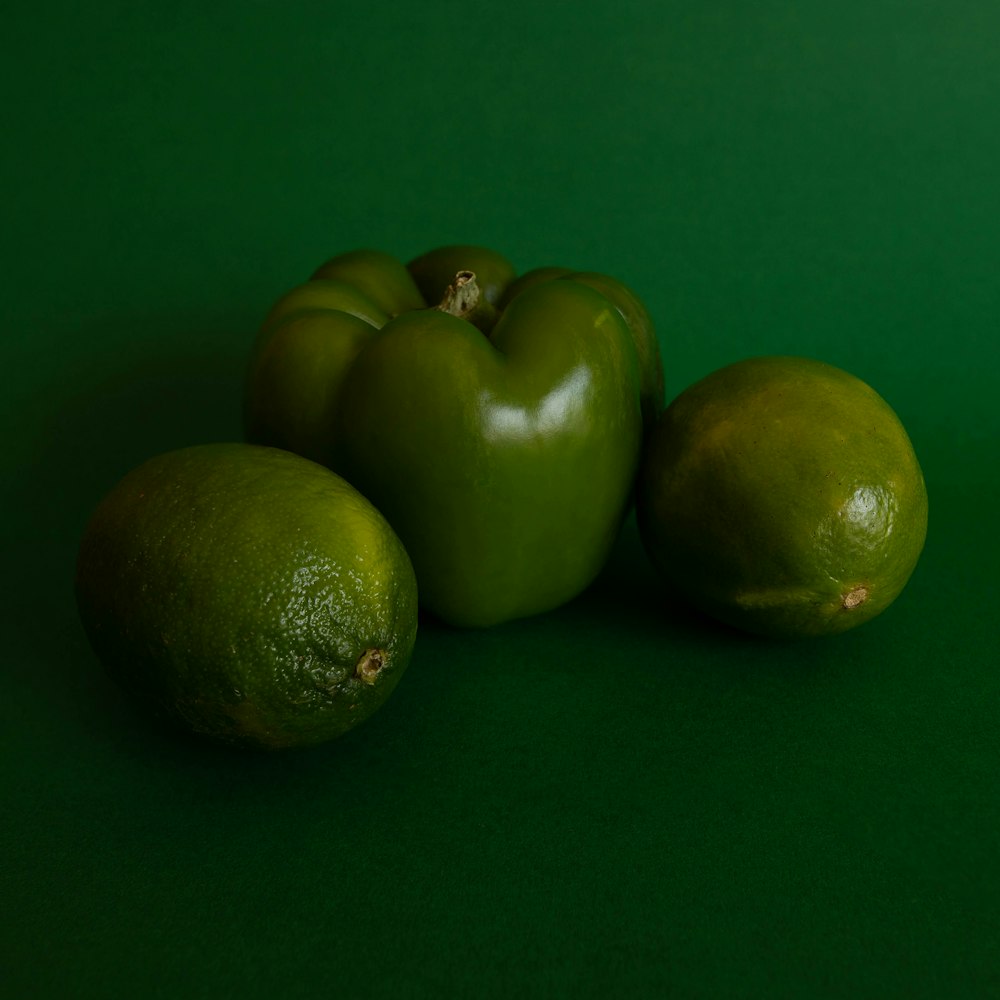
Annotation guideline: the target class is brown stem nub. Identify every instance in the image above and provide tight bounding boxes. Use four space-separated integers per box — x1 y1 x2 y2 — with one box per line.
437 271 498 334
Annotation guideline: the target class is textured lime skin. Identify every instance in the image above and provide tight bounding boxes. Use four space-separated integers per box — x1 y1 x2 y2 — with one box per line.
75 444 418 748
637 356 928 638
245 246 662 628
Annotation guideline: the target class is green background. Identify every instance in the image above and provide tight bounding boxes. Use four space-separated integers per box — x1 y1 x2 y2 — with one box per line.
5 1 999 996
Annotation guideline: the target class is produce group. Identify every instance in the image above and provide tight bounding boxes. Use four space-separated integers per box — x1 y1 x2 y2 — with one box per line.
75 244 928 749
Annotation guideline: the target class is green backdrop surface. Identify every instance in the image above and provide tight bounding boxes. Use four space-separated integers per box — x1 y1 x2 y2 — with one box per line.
4 2 999 996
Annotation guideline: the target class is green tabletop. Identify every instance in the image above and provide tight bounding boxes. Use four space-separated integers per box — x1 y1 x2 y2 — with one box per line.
5 2 999 996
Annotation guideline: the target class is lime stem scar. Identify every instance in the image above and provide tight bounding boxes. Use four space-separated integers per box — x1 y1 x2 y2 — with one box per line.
842 586 869 610
354 648 386 684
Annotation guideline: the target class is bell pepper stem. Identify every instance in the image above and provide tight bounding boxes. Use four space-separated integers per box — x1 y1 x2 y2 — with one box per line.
437 271 498 334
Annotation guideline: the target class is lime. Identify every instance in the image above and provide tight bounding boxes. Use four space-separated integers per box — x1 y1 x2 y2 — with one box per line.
636 356 928 637
75 443 418 748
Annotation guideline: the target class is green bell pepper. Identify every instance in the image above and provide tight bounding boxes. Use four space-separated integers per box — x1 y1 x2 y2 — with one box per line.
245 245 663 628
